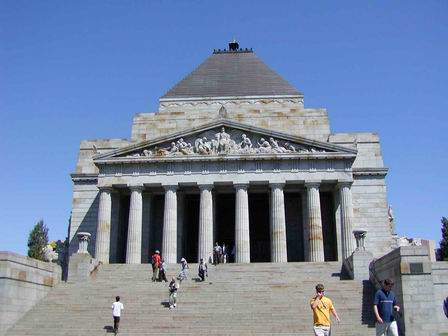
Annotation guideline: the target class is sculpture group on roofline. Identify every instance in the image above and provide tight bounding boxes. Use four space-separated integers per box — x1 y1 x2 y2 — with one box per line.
127 127 325 158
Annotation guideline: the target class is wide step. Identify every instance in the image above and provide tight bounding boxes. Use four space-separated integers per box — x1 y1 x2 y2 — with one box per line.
6 263 376 336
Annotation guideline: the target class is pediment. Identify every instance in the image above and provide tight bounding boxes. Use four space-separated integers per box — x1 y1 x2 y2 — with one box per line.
94 120 356 163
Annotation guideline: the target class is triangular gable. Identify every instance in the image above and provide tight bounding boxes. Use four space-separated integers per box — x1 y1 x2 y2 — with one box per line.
94 120 356 162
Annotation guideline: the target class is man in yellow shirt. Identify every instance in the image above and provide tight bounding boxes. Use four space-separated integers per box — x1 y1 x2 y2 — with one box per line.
310 283 341 336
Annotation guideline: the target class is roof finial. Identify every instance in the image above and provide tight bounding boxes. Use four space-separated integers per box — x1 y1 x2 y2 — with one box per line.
229 39 239 51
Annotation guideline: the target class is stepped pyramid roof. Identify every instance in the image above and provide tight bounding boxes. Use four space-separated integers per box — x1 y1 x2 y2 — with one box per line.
161 44 302 100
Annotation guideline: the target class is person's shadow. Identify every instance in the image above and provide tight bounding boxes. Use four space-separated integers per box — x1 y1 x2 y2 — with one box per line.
160 300 171 308
103 325 115 333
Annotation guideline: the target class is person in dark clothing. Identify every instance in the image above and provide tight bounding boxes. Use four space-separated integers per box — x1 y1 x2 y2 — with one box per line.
373 279 400 336
213 242 222 265
159 259 168 282
198 258 208 281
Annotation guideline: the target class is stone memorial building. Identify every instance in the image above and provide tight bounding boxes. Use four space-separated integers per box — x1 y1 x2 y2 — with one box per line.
70 42 392 265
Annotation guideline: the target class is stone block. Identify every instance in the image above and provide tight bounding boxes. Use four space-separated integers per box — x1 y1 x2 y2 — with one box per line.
67 252 99 283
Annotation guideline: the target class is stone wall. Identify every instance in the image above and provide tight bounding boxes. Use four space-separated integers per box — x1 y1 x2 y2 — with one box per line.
131 99 331 142
370 246 444 336
432 262 448 333
352 176 391 257
0 252 61 336
330 132 390 258
70 139 130 257
69 181 99 257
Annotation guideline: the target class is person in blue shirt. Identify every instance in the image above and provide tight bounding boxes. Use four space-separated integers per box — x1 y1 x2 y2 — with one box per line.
373 279 400 336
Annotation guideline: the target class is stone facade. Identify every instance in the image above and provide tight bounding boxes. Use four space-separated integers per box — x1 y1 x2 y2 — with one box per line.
69 47 392 265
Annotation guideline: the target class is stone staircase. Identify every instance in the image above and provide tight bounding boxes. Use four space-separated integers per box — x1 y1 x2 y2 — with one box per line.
6 262 376 335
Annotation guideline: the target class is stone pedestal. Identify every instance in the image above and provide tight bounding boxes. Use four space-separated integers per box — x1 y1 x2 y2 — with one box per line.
344 250 373 280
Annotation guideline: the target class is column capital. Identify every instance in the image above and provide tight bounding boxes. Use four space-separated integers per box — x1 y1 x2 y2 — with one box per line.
270 183 285 190
128 184 144 192
163 184 178 192
197 183 214 191
305 181 321 189
337 181 353 189
98 186 114 193
234 183 249 191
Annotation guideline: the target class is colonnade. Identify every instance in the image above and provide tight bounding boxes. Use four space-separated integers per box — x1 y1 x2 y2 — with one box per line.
95 182 355 264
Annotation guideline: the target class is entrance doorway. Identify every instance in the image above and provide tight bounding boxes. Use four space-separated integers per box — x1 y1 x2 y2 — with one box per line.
214 193 235 261
182 194 199 262
249 192 270 262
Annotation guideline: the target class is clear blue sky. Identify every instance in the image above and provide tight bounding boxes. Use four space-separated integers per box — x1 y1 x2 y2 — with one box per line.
0 1 447 256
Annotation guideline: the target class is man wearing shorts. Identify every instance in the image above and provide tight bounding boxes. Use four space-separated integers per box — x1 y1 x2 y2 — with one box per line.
310 283 341 336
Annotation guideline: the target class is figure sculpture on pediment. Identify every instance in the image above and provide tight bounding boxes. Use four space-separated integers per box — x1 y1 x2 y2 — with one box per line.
181 143 194 155
195 137 211 155
270 138 287 153
257 138 272 153
154 146 169 156
142 149 152 157
169 142 180 154
176 138 193 155
216 127 232 153
211 134 220 154
239 134 253 149
176 138 188 149
283 142 296 153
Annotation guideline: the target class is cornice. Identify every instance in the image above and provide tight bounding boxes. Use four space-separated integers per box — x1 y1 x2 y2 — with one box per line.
70 173 98 182
352 168 388 177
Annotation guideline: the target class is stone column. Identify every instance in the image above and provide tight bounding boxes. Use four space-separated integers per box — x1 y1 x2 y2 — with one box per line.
270 183 287 262
235 184 250 263
339 182 356 259
95 186 113 263
126 185 144 264
306 182 325 262
162 185 178 264
198 184 214 262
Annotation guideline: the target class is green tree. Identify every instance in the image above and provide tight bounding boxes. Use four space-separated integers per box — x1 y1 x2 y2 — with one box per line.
27 220 49 261
437 217 448 261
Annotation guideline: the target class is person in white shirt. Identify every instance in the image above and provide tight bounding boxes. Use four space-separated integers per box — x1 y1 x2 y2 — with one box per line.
221 243 227 263
112 296 124 333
